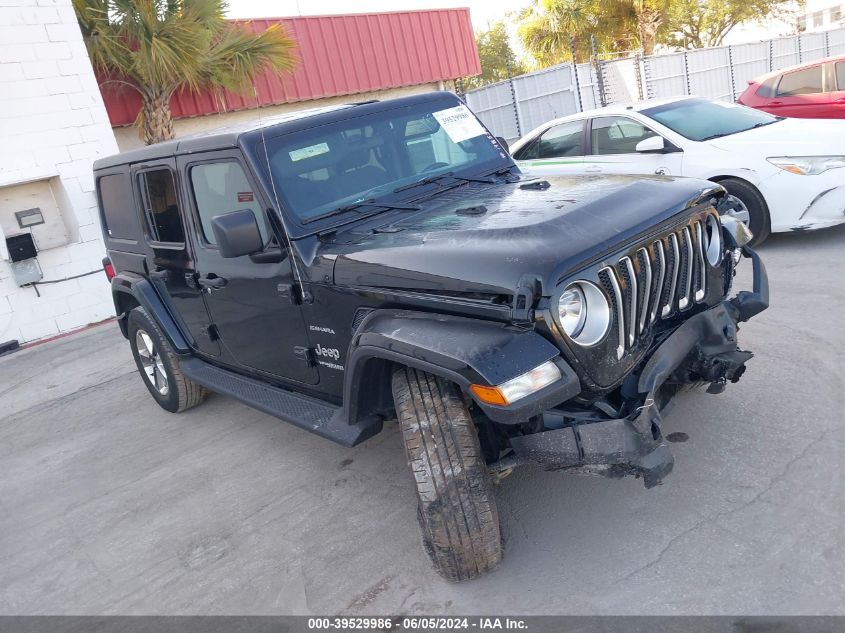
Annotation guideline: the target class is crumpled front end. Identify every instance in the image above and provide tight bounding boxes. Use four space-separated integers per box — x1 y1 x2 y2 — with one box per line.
502 234 768 488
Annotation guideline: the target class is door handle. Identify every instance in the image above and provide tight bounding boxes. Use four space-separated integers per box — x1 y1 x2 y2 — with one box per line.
197 274 227 291
769 101 783 106
585 165 602 173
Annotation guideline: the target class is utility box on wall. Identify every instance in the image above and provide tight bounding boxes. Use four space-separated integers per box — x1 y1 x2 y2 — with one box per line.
5 233 43 286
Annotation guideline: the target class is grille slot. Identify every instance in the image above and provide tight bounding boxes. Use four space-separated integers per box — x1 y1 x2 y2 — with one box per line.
594 214 720 358
598 266 625 360
636 247 651 335
619 256 637 347
678 226 694 310
694 220 707 302
650 240 666 324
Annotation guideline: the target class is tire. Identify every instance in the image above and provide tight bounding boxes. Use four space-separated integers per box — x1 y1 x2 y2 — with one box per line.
718 178 771 247
127 307 207 413
392 366 502 581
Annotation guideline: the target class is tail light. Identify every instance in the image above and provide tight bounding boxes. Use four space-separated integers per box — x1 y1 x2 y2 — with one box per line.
102 256 115 281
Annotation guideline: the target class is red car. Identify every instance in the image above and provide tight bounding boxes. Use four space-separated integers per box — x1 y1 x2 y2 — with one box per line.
738 55 845 118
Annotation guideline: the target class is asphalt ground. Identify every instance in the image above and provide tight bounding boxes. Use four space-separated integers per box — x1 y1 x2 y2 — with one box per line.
1 224 843 615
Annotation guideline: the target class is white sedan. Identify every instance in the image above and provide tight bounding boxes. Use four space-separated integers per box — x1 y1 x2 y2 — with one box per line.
509 96 845 244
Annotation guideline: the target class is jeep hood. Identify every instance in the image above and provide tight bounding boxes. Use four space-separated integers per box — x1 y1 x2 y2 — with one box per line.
324 174 722 297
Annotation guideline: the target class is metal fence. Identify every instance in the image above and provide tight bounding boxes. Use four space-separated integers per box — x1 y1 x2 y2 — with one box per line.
465 27 845 142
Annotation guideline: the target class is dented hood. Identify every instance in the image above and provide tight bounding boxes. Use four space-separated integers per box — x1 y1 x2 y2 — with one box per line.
324 174 722 296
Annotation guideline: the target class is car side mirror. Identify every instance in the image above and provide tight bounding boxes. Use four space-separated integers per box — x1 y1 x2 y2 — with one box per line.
496 136 510 154
635 136 667 153
211 209 263 259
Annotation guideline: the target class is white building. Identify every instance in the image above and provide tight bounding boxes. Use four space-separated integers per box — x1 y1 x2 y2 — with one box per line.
0 0 118 346
799 0 845 32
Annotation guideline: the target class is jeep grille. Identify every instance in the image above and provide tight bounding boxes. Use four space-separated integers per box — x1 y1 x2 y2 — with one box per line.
596 214 718 360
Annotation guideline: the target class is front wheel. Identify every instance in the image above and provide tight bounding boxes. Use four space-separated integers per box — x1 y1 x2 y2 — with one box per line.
719 178 771 247
392 366 502 581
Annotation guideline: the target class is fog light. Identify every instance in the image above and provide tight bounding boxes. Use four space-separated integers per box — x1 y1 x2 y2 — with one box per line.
470 360 561 406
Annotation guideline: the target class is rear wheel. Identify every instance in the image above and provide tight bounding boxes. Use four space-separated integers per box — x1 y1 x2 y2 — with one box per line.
127 307 207 413
718 178 771 246
392 366 502 581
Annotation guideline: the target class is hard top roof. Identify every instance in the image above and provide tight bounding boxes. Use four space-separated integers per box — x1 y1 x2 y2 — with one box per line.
93 91 458 170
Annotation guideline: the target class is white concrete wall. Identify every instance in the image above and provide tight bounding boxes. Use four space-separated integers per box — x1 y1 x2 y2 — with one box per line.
0 0 119 344
113 83 443 151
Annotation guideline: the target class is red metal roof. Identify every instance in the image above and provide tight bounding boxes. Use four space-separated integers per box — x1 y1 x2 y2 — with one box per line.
101 9 480 126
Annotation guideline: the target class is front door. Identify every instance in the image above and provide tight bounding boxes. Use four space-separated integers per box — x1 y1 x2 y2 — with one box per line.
178 152 319 386
133 161 221 357
585 116 684 177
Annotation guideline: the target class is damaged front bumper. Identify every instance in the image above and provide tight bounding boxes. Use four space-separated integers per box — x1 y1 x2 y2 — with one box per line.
504 245 769 488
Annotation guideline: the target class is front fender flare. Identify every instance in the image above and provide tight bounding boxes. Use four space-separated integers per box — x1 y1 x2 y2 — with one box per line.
343 309 581 425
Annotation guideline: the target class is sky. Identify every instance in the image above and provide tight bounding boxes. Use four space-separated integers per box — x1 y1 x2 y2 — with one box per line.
225 0 532 31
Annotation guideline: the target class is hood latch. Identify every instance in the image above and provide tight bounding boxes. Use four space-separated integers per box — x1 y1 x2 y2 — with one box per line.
512 274 542 322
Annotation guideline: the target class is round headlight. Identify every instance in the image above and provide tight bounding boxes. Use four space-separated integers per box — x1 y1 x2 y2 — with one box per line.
557 281 611 346
559 286 586 338
705 214 722 266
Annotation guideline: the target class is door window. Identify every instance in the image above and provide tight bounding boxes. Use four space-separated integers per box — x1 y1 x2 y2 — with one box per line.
777 67 824 96
138 168 184 244
189 162 270 246
519 121 584 159
836 62 845 90
591 117 658 155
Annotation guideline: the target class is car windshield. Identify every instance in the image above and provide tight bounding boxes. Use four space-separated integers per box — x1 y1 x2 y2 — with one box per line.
641 98 781 142
257 100 510 225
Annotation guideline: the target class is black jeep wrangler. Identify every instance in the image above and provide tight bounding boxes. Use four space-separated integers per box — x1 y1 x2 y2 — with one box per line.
94 92 768 581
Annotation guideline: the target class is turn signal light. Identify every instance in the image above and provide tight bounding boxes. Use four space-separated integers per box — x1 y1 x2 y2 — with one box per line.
470 360 561 406
470 384 508 406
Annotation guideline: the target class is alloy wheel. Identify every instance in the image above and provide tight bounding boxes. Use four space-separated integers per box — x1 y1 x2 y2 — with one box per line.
135 329 169 396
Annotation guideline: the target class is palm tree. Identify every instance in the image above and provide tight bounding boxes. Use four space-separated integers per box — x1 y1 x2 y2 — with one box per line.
74 0 297 145
518 0 669 64
626 0 669 55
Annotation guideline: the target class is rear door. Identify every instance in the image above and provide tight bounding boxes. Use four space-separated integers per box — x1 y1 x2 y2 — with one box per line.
178 151 319 386
767 65 831 118
133 161 221 358
514 119 587 176
584 116 684 177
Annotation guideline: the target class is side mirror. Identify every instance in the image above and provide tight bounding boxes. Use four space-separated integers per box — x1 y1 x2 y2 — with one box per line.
496 136 510 154
635 135 667 153
211 209 263 259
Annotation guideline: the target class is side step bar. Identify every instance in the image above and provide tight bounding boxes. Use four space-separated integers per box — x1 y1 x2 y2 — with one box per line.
179 357 381 447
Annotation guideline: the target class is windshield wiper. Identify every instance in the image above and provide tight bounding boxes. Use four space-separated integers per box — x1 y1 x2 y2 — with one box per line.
484 164 520 180
302 199 420 225
700 132 733 141
701 118 783 141
393 171 495 193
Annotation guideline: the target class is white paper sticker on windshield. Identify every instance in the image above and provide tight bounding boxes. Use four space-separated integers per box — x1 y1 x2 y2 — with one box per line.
432 105 486 144
289 142 330 162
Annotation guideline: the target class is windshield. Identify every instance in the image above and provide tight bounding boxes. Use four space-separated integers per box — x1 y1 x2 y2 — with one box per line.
641 98 780 142
258 100 510 225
